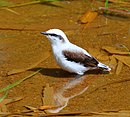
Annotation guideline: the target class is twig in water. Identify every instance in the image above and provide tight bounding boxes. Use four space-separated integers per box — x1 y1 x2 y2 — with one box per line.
98 7 130 18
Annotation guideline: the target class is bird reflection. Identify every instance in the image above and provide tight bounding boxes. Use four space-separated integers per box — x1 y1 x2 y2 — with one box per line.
46 75 95 113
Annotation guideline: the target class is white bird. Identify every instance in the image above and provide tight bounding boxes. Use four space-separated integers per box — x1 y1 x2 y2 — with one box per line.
41 29 111 75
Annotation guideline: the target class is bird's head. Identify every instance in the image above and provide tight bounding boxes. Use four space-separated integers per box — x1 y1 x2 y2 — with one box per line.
41 29 69 45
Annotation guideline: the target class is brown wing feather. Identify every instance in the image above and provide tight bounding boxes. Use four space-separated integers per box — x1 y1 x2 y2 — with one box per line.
63 50 99 67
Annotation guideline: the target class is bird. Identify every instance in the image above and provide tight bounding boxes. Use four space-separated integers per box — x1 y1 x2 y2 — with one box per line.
41 29 111 75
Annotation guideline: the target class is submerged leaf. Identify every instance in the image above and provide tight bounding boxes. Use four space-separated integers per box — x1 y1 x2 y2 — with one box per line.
116 60 123 75
39 105 58 110
0 97 22 107
79 11 98 24
113 55 130 67
88 48 109 61
102 46 130 55
42 84 55 106
7 52 50 75
88 48 101 57
97 54 109 61
109 55 117 69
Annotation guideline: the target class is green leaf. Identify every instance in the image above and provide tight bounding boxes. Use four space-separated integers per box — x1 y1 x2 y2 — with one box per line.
104 0 109 14
105 0 109 9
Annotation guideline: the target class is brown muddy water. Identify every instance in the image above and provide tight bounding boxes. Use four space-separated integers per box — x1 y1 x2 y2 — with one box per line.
0 0 130 116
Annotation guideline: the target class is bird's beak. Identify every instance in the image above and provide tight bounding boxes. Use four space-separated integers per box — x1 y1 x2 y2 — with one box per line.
41 32 49 35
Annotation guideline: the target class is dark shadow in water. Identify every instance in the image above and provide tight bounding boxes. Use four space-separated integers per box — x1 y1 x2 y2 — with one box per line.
30 67 75 78
30 67 109 78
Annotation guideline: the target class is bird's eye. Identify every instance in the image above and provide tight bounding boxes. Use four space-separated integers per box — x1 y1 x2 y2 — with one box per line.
59 35 63 40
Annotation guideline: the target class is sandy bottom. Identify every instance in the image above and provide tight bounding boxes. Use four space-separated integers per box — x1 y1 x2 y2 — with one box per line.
0 0 130 115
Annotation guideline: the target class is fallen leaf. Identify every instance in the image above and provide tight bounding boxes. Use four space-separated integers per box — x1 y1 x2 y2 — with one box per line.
116 60 123 75
0 97 22 107
79 11 98 24
113 55 130 67
39 105 58 110
97 54 110 61
102 46 130 55
88 48 109 61
0 97 22 115
7 51 50 75
87 48 101 57
42 84 55 106
109 55 117 69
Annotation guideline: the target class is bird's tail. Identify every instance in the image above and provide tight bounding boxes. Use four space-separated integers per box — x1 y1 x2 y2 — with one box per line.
98 62 111 71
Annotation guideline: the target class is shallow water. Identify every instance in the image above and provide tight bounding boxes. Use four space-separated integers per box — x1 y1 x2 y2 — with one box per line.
0 0 130 114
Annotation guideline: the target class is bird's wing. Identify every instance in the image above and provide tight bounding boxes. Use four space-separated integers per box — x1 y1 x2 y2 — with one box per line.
62 50 99 67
